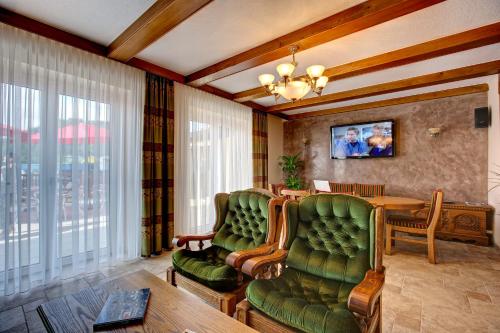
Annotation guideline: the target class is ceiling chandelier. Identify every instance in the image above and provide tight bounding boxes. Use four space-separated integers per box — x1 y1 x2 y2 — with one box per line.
258 45 329 102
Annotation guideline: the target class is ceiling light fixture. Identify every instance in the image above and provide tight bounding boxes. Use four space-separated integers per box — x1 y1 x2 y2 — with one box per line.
258 45 329 102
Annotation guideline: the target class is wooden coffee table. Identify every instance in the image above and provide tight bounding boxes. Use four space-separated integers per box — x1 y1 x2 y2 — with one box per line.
37 269 257 333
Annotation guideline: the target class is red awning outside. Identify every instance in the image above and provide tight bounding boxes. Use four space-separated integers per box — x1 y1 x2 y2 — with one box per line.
30 123 107 144
0 125 30 143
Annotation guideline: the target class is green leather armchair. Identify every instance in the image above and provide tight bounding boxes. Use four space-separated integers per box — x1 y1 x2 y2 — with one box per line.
236 194 385 333
167 189 283 316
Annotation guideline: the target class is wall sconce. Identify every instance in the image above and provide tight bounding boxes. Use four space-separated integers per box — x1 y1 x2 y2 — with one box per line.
428 127 441 137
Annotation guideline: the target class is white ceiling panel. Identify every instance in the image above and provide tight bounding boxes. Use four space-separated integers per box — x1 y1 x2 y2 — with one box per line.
0 0 155 45
211 0 500 94
136 0 364 75
282 75 495 116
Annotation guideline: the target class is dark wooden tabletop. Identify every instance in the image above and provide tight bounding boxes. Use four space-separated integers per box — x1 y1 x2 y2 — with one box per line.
37 269 257 333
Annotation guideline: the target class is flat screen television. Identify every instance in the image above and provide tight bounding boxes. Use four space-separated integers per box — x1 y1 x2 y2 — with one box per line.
330 119 395 159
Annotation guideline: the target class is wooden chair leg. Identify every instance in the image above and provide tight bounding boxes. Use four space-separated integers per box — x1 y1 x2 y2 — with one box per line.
166 266 176 286
374 302 381 333
427 234 436 264
363 298 382 333
235 299 250 324
220 295 237 317
385 224 393 255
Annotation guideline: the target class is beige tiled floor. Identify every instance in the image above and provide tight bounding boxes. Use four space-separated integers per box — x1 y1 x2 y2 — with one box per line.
382 240 500 333
1 240 500 332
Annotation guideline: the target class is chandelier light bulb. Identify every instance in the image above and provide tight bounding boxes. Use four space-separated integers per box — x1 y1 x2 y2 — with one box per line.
277 80 311 101
276 63 295 77
258 73 275 86
306 65 325 78
316 76 329 88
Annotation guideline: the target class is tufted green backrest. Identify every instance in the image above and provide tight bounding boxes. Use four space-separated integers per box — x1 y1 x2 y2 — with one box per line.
284 194 375 284
212 190 273 252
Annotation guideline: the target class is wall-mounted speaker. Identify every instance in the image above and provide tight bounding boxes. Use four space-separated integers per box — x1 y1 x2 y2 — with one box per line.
474 107 490 128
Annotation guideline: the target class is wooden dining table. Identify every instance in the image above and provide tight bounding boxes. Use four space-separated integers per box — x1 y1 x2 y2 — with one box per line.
363 196 425 210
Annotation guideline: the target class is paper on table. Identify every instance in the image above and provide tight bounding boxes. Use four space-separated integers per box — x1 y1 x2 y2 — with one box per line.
314 180 331 192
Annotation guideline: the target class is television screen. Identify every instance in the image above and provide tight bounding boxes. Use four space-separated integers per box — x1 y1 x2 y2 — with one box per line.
331 120 395 159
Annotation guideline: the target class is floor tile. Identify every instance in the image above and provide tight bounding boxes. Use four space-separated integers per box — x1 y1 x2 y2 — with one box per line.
21 298 48 313
0 287 45 312
0 306 25 332
421 301 490 332
83 271 107 285
468 299 500 328
24 310 47 333
45 277 90 300
465 289 492 304
0 323 28 333
392 313 421 333
383 288 422 320
382 307 396 333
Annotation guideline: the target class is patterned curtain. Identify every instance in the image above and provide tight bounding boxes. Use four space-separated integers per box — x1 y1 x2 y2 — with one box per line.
252 110 268 188
141 73 174 256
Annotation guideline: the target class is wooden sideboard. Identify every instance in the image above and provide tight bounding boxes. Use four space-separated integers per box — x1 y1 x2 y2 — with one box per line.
414 201 493 246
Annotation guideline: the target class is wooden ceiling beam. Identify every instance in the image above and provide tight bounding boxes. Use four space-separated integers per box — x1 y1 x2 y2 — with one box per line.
234 22 500 102
267 60 500 113
107 0 212 61
186 0 444 87
287 84 489 119
127 58 185 83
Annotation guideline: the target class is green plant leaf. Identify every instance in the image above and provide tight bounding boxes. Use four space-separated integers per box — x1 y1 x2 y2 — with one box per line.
279 153 304 190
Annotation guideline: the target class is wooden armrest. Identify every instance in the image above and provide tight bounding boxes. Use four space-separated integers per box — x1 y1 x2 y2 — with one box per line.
225 243 277 269
241 249 288 278
348 269 385 317
272 196 286 205
172 232 216 248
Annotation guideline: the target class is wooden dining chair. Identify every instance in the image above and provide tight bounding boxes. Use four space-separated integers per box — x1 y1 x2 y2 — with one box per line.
268 183 286 196
329 182 354 194
280 189 311 200
354 183 385 197
385 190 444 264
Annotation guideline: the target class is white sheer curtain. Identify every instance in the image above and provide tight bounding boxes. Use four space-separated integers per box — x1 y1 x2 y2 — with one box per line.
174 83 252 235
0 23 144 296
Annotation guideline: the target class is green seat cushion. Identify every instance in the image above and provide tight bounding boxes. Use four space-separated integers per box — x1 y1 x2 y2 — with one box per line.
246 268 360 333
285 195 375 284
212 190 270 252
172 246 238 291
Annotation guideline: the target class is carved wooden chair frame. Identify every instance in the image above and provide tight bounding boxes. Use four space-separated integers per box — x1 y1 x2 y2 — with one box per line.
236 198 386 333
167 189 284 317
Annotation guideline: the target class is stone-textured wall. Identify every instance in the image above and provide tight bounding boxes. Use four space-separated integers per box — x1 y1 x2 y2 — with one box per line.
283 93 488 202
267 115 284 184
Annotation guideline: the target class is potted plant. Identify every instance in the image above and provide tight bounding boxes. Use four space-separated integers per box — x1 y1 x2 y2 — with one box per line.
278 153 304 190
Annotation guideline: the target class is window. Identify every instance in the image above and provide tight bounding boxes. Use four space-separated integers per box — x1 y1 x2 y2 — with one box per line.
0 22 144 295
0 84 41 272
175 83 252 235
